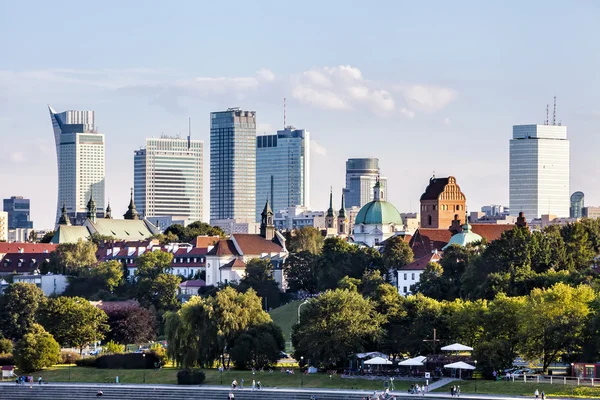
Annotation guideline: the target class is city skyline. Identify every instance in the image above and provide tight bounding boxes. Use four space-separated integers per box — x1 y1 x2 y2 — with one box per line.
1 1 599 229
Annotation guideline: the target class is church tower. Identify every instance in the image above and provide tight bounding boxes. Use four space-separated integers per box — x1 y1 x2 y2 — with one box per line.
105 202 112 219
260 199 275 240
337 190 347 235
123 188 140 220
58 203 71 226
420 175 466 229
86 193 97 223
325 188 336 230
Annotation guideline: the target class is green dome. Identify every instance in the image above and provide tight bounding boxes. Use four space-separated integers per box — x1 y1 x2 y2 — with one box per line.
442 224 482 250
354 200 403 225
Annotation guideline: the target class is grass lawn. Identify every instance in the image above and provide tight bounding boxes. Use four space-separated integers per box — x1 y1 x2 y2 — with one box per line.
269 300 301 352
29 365 415 391
436 379 600 398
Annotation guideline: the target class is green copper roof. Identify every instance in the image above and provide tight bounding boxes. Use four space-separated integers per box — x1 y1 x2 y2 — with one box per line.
51 225 91 244
354 200 402 225
442 224 482 250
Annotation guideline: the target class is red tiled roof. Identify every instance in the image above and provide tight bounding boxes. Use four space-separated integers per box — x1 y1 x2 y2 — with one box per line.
0 243 56 254
399 252 442 271
179 279 206 288
195 236 221 248
1 253 50 273
471 224 514 242
220 258 247 270
231 234 283 255
409 229 453 259
207 240 239 256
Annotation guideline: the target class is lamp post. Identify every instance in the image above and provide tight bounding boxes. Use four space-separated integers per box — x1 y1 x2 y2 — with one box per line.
300 356 304 387
67 353 71 382
571 363 575 397
297 300 309 324
474 360 478 393
220 355 224 385
142 353 146 384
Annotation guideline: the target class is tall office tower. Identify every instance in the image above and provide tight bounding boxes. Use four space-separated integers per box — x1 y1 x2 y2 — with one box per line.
256 126 310 221
3 196 33 229
509 124 570 220
49 106 105 224
343 158 387 208
570 191 585 219
210 108 256 222
134 135 204 223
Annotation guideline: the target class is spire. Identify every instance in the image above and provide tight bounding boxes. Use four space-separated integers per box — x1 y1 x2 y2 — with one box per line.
338 190 346 218
262 198 273 217
373 176 383 201
58 202 71 226
86 192 97 222
123 188 140 220
260 198 275 240
462 209 471 232
105 202 112 219
326 187 334 217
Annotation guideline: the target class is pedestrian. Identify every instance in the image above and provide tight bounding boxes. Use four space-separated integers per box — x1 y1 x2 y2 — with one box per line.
252 379 256 390
541 391 545 400
257 380 262 390
96 390 104 397
241 378 244 389
457 386 461 397
228 392 234 399
451 385 456 397
38 376 42 385
231 379 237 390
535 389 539 399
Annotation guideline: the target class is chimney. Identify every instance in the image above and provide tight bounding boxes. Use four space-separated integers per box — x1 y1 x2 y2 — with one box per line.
449 214 462 234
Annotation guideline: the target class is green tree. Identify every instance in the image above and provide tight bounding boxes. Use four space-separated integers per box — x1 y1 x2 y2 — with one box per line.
88 233 116 246
283 251 318 293
103 340 125 354
13 324 60 373
520 283 595 371
149 231 180 245
394 294 446 355
45 239 98 275
229 322 285 369
0 338 13 354
37 296 109 353
292 289 384 367
28 230 38 243
164 222 225 243
135 251 174 280
561 223 595 271
89 260 124 292
39 231 55 244
238 258 281 309
288 227 324 254
0 283 45 340
137 273 181 311
412 262 445 299
382 236 414 269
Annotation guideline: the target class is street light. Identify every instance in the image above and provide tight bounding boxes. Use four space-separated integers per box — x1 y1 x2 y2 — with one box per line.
142 353 146 384
67 353 71 382
571 363 575 397
297 300 309 324
220 355 224 385
474 360 478 393
300 356 304 387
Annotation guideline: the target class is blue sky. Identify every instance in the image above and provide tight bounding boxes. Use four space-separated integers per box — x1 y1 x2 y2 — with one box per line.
1 1 599 229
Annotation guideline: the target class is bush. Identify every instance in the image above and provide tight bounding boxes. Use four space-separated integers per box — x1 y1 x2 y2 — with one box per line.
95 352 159 369
0 354 15 366
0 338 13 354
60 351 81 364
14 324 61 373
103 340 125 354
150 343 168 365
75 356 97 367
177 369 206 385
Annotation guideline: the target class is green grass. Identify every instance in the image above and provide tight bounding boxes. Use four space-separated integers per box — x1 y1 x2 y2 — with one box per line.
435 379 600 398
269 300 301 352
27 365 415 391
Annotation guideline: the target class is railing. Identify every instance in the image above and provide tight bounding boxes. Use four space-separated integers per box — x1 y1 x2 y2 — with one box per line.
507 374 599 387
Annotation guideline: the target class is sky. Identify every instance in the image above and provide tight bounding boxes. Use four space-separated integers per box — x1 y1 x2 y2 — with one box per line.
1 1 599 229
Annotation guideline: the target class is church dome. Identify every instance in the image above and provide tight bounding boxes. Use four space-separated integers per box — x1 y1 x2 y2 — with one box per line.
355 200 402 225
442 223 482 250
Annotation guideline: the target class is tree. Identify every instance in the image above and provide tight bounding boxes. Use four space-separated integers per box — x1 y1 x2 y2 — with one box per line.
229 322 285 369
103 340 125 354
393 294 446 355
238 258 281 309
149 231 179 245
103 302 157 345
88 233 117 246
45 239 98 275
0 283 45 340
520 283 595 371
561 223 595 271
39 231 55 244
13 324 60 373
135 251 174 280
164 222 225 243
136 273 181 311
0 338 13 354
382 236 414 269
413 262 445 299
37 296 109 353
292 289 384 367
288 227 324 254
28 230 38 243
284 251 318 293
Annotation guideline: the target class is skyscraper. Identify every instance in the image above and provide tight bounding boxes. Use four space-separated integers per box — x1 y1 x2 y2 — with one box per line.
49 106 105 224
570 191 585 219
210 108 256 222
509 124 570 220
134 135 204 223
3 196 33 229
343 158 387 208
256 126 310 221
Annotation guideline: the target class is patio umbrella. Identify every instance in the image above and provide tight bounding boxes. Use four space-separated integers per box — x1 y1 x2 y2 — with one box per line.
444 361 476 379
364 356 392 365
398 356 427 366
440 343 473 352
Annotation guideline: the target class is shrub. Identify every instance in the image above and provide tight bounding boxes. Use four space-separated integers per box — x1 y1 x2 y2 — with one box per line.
60 351 81 364
103 340 125 354
0 338 13 354
95 352 159 369
177 369 206 385
150 343 168 365
13 324 61 373
0 354 15 366
75 356 97 367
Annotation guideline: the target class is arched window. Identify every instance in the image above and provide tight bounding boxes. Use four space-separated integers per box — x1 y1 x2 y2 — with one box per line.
428 215 432 226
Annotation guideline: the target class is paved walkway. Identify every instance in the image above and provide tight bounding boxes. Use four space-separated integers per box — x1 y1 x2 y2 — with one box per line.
427 378 454 391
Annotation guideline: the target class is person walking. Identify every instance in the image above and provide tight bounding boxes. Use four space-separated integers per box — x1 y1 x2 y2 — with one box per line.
541 391 545 400
457 386 461 397
240 378 244 389
257 380 262 390
252 379 256 390
38 376 42 385
534 389 539 399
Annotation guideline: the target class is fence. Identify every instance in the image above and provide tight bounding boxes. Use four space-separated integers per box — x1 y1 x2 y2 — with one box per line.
509 374 598 387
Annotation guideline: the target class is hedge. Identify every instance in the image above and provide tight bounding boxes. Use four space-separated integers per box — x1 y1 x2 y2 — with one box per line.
75 352 160 369
177 369 206 385
60 351 81 365
75 357 97 367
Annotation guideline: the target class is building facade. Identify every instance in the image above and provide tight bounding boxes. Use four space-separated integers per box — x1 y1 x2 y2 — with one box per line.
256 127 310 221
210 108 256 222
134 136 203 223
3 197 33 229
273 206 326 232
49 106 105 225
509 124 570 220
420 176 466 229
481 205 509 217
570 191 585 219
0 212 7 242
343 158 387 208
583 207 600 219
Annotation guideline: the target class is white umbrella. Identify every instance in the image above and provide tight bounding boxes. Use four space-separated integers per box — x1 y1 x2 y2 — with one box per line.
444 361 476 379
398 356 427 366
364 356 392 365
441 343 473 352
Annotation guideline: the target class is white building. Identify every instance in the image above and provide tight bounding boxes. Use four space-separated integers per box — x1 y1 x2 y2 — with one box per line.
0 212 7 242
134 136 203 223
273 206 325 231
256 127 310 222
397 252 441 296
12 274 68 296
509 124 570 220
210 218 260 235
49 106 105 225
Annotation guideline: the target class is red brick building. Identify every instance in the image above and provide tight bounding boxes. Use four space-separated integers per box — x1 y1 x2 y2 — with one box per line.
420 176 467 229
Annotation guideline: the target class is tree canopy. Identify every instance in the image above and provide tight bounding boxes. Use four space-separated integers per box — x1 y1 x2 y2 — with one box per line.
0 282 46 340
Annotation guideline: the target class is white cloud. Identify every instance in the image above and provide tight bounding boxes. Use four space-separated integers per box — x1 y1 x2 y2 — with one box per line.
256 68 276 82
292 84 348 110
310 140 327 156
396 84 457 112
10 152 25 163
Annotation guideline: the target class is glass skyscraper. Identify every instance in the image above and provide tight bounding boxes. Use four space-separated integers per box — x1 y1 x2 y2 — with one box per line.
134 136 203 222
256 127 310 221
48 106 105 225
343 158 387 208
509 124 570 220
210 108 256 221
3 196 33 229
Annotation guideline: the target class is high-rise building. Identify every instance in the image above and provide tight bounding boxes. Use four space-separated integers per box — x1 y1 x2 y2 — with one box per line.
570 191 585 219
509 124 570 220
343 158 387 208
134 136 203 223
210 108 256 222
256 126 310 221
49 106 105 225
3 196 33 229
0 211 7 242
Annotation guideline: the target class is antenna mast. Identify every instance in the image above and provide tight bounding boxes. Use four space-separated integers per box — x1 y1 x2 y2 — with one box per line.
284 97 286 128
553 96 557 126
546 104 549 125
188 117 191 149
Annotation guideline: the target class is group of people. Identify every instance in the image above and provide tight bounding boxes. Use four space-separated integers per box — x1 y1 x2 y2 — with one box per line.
534 389 546 400
450 385 461 397
364 388 396 400
14 376 42 385
231 379 262 390
408 383 425 395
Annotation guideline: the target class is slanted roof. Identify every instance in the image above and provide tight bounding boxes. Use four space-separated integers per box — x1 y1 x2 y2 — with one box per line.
471 224 514 242
409 229 453 259
399 252 442 271
231 234 284 255
194 236 221 248
179 279 206 288
1 253 50 273
0 243 56 254
50 225 91 244
420 177 451 200
220 258 246 270
206 240 239 256
87 218 158 241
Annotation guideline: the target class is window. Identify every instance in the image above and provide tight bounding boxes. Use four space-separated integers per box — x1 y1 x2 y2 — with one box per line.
403 273 407 280
411 273 415 280
403 286 407 293
428 215 432 226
